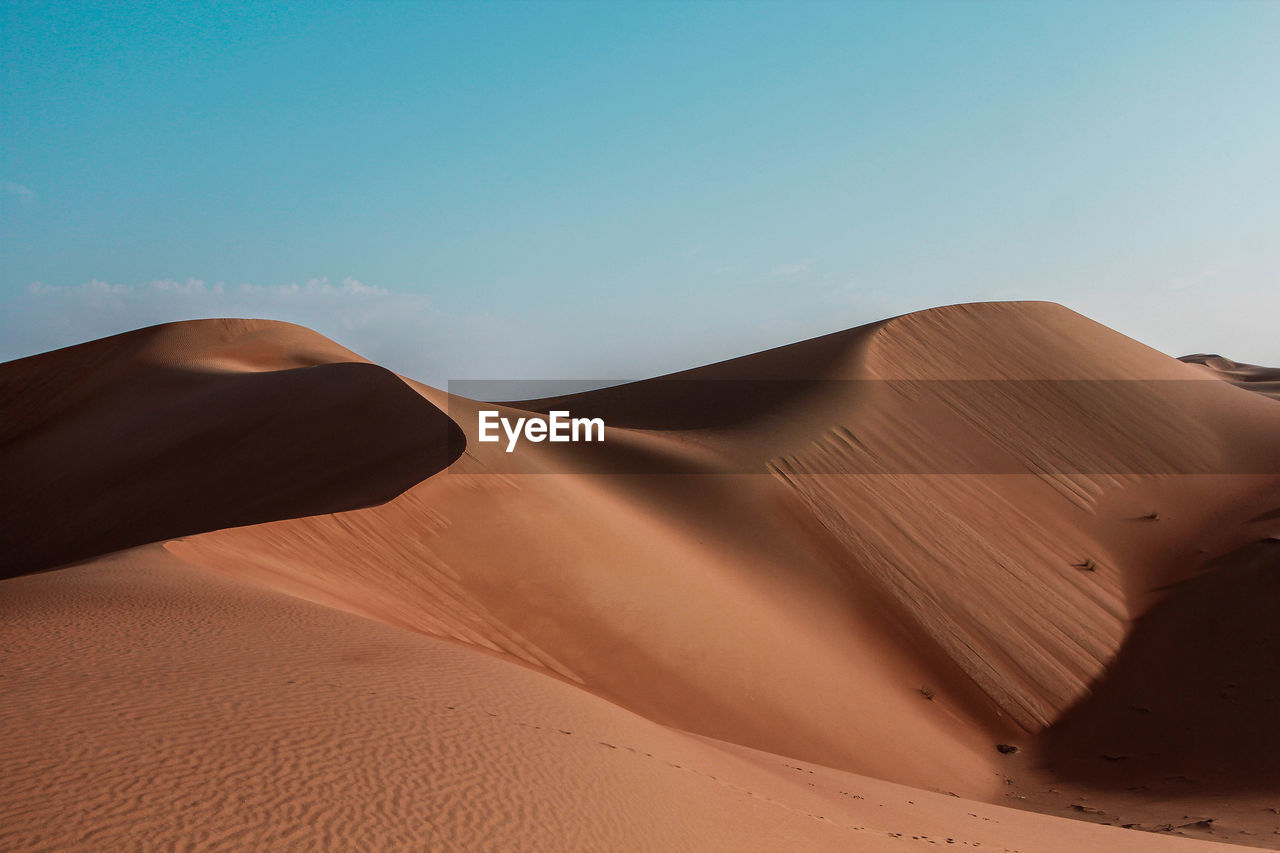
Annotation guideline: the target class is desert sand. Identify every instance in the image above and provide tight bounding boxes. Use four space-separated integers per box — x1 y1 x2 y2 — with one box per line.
4 302 1280 851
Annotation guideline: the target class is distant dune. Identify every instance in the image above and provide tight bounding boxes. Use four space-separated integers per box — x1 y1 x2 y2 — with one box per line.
4 302 1280 851
1180 353 1280 402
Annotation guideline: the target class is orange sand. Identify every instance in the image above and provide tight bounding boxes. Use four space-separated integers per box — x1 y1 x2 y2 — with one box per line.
4 302 1279 850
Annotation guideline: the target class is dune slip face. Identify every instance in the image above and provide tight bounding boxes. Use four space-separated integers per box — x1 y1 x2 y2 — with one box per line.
4 303 1280 850
0 319 465 579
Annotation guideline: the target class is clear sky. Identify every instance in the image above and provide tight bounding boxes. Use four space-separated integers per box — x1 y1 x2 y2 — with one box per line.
3 1 1278 382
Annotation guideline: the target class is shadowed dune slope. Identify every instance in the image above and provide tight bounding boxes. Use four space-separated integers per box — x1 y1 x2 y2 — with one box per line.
754 303 1280 731
1042 538 1280 791
0 319 464 578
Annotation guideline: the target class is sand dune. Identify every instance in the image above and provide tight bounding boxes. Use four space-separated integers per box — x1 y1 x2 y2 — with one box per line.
4 302 1280 850
1181 354 1280 402
0 319 463 578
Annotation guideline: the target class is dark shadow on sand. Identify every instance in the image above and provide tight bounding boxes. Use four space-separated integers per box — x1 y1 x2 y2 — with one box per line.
1039 539 1280 794
0 361 465 579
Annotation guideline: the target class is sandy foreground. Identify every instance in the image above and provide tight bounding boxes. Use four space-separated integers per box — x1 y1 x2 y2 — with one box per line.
3 302 1280 851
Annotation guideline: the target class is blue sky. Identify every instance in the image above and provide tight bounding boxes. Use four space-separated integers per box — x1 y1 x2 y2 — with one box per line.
3 1 1278 382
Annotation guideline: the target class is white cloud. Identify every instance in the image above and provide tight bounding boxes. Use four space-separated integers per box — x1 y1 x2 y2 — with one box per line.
2 181 35 200
771 259 812 279
238 277 388 297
